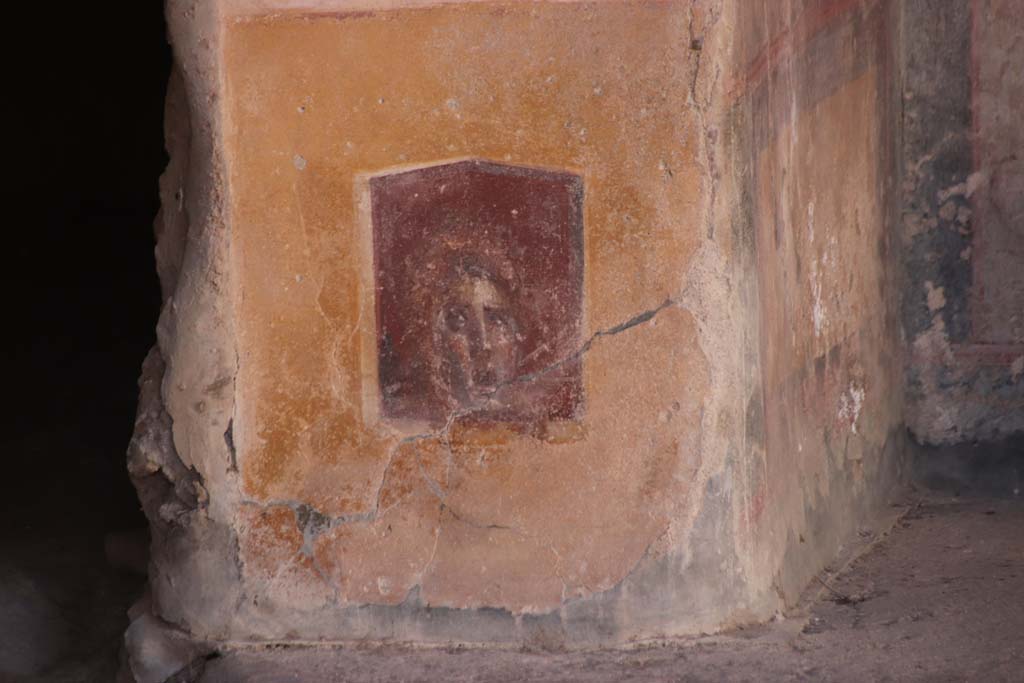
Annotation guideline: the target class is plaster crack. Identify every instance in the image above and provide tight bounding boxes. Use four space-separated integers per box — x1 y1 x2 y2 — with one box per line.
420 506 444 582
509 297 678 388
442 503 516 532
243 296 679 596
686 2 723 239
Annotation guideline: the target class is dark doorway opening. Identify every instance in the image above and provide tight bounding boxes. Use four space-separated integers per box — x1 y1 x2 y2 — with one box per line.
3 3 170 679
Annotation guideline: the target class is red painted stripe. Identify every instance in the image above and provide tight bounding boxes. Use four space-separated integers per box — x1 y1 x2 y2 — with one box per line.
730 0 878 100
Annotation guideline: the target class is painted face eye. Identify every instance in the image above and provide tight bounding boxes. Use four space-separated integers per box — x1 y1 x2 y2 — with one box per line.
445 307 468 332
485 309 512 333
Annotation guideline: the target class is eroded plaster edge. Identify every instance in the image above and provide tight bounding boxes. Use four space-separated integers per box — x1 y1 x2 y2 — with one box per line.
127 0 246 647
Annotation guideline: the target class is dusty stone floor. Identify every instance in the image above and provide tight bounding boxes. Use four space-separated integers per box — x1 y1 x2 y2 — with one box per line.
199 491 1023 683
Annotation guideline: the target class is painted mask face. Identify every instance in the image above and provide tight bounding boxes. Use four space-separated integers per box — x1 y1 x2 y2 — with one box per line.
433 271 520 411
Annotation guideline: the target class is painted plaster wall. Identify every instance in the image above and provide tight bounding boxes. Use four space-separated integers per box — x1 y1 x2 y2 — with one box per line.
132 0 788 648
225 0 729 629
902 0 1024 444
127 0 910 661
733 0 906 602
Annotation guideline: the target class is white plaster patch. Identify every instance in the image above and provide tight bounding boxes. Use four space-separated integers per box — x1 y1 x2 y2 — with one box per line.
1011 355 1024 382
912 315 955 364
811 268 825 338
937 170 987 204
925 280 946 312
965 170 988 198
937 181 967 204
938 201 957 221
838 382 866 434
807 201 828 339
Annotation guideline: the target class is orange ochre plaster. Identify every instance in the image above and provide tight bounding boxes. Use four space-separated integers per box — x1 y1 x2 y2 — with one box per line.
226 1 708 613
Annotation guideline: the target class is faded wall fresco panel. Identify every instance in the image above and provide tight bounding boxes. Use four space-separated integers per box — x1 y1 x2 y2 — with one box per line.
369 160 584 426
971 0 1024 344
743 0 904 600
901 0 1024 443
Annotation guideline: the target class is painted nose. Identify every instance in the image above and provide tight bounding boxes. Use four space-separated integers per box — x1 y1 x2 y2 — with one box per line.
464 320 497 389
476 310 494 351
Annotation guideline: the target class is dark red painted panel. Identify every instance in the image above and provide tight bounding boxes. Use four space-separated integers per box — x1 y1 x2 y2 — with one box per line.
370 160 584 424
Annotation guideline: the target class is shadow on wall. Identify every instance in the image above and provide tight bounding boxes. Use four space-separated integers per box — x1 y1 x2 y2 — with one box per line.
912 432 1024 499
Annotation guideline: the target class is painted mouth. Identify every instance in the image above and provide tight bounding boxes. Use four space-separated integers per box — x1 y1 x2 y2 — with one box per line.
469 384 499 398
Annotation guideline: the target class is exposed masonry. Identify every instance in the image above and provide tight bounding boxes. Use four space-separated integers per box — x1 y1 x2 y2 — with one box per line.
129 349 208 528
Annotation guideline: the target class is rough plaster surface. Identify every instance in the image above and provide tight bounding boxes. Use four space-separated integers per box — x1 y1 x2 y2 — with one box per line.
901 0 1024 444
193 495 1024 683
126 0 909 674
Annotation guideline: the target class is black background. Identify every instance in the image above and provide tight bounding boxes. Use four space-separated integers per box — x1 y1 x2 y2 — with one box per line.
4 3 170 536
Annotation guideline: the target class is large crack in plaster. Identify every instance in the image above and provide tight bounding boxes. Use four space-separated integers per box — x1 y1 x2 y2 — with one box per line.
239 296 685 604
686 3 723 241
